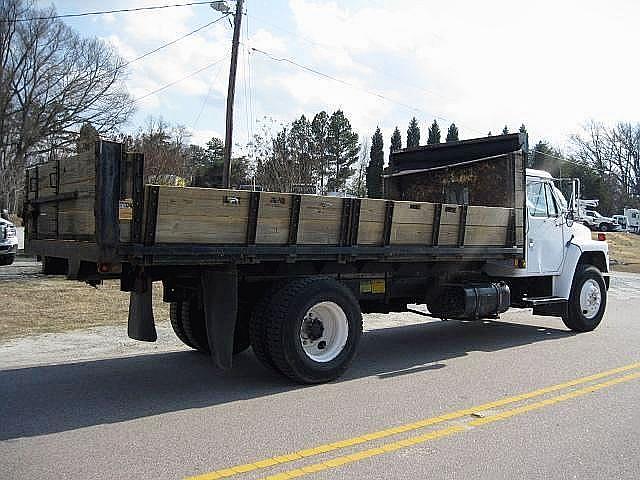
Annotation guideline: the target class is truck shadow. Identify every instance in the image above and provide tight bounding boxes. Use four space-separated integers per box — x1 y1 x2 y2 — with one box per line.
0 318 573 440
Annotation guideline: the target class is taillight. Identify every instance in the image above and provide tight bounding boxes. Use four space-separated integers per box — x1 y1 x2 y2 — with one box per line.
597 233 606 241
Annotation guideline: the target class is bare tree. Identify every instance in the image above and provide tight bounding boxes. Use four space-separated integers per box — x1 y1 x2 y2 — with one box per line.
133 116 192 184
570 120 640 209
0 0 134 213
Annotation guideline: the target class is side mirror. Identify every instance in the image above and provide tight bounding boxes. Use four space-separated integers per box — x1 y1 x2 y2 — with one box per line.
565 209 575 227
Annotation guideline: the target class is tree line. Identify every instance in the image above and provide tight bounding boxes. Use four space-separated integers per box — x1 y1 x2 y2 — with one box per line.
1 0 638 218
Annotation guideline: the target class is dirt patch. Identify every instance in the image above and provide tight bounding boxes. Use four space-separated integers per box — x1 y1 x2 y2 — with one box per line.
597 232 640 273
0 277 169 340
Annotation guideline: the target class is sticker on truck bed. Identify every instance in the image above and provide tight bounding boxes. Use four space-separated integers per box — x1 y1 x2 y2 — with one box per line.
119 199 133 221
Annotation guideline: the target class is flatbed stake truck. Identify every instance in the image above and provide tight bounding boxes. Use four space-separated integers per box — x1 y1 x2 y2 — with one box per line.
24 134 609 383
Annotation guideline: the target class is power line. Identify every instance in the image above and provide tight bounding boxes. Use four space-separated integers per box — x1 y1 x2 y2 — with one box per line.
131 55 229 105
245 12 450 104
4 2 216 22
249 46 481 137
118 14 229 72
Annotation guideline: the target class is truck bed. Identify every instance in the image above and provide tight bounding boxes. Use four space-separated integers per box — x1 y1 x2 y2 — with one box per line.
24 136 526 277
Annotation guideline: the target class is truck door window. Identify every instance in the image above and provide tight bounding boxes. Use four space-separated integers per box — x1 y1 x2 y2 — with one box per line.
544 184 559 217
526 182 548 217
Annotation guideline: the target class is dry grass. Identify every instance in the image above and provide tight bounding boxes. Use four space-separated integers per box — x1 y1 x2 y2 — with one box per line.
0 278 169 341
597 231 640 273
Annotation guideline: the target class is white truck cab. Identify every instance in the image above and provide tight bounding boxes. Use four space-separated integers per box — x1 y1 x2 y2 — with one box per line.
485 169 609 332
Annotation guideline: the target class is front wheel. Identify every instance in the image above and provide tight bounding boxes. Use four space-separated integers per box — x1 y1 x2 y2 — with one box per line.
252 277 363 384
599 223 609 232
562 265 607 332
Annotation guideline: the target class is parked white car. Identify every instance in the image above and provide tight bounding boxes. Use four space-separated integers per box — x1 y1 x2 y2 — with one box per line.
0 216 18 265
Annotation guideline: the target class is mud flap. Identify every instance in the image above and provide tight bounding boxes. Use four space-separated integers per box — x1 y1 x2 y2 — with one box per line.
127 273 157 342
201 269 238 369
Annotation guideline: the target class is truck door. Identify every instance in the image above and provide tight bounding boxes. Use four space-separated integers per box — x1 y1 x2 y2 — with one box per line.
526 180 565 274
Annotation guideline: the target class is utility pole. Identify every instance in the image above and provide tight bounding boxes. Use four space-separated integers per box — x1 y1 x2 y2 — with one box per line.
222 0 244 188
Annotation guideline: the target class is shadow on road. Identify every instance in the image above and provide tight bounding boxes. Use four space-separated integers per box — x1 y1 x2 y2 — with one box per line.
0 319 572 440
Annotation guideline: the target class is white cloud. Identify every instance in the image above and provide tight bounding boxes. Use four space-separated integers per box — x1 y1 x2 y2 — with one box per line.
191 128 224 146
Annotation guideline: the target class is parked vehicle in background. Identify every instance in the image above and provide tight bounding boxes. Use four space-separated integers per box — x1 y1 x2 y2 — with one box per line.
0 216 18 265
613 215 628 231
624 208 640 233
580 206 620 232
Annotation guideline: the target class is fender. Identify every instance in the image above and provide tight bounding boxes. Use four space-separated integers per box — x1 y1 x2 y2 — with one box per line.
553 240 609 299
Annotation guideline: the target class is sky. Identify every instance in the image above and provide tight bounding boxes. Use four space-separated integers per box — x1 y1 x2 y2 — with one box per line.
47 0 640 158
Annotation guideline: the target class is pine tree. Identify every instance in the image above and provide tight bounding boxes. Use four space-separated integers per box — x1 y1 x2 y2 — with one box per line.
407 117 420 148
487 131 492 136
427 120 441 144
502 125 509 135
390 126 402 152
446 123 459 142
311 111 330 193
367 127 384 198
326 110 359 192
519 124 527 135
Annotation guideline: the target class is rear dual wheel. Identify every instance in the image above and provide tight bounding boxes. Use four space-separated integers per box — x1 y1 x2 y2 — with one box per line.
169 298 250 354
249 277 363 384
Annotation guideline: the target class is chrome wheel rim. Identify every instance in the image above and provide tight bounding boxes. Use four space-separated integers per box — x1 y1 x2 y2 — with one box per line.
579 279 602 319
300 301 349 362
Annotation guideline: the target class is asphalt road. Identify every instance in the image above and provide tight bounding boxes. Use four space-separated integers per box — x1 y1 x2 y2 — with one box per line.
1 272 639 480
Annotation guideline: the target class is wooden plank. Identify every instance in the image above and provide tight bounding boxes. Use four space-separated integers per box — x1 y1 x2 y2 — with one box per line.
357 199 385 245
154 186 251 244
36 204 57 239
37 162 57 199
390 223 434 245
464 226 508 246
467 206 512 227
58 151 96 193
255 192 291 244
258 193 292 219
256 218 290 244
358 198 386 222
357 220 385 245
391 200 435 223
297 195 342 244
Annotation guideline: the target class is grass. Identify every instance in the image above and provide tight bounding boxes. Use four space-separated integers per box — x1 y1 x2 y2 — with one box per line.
0 278 169 341
600 231 640 273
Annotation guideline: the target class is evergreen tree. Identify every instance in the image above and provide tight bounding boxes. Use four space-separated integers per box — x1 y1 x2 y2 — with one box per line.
390 126 402 152
288 114 314 186
407 117 420 148
487 131 492 136
311 111 330 193
326 110 359 191
502 125 509 135
427 120 441 144
367 127 384 198
519 124 527 135
446 123 459 142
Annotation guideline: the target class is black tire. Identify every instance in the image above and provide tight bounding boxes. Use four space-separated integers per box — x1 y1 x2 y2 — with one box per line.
249 282 288 371
599 223 609 232
258 277 363 384
42 256 67 274
562 264 607 332
169 302 197 349
170 299 251 355
0 255 14 266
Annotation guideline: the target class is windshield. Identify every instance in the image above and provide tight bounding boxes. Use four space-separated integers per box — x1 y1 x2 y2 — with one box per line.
552 185 568 211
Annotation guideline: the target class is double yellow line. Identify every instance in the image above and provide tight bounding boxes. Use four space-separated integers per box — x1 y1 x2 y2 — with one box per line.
186 362 640 480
